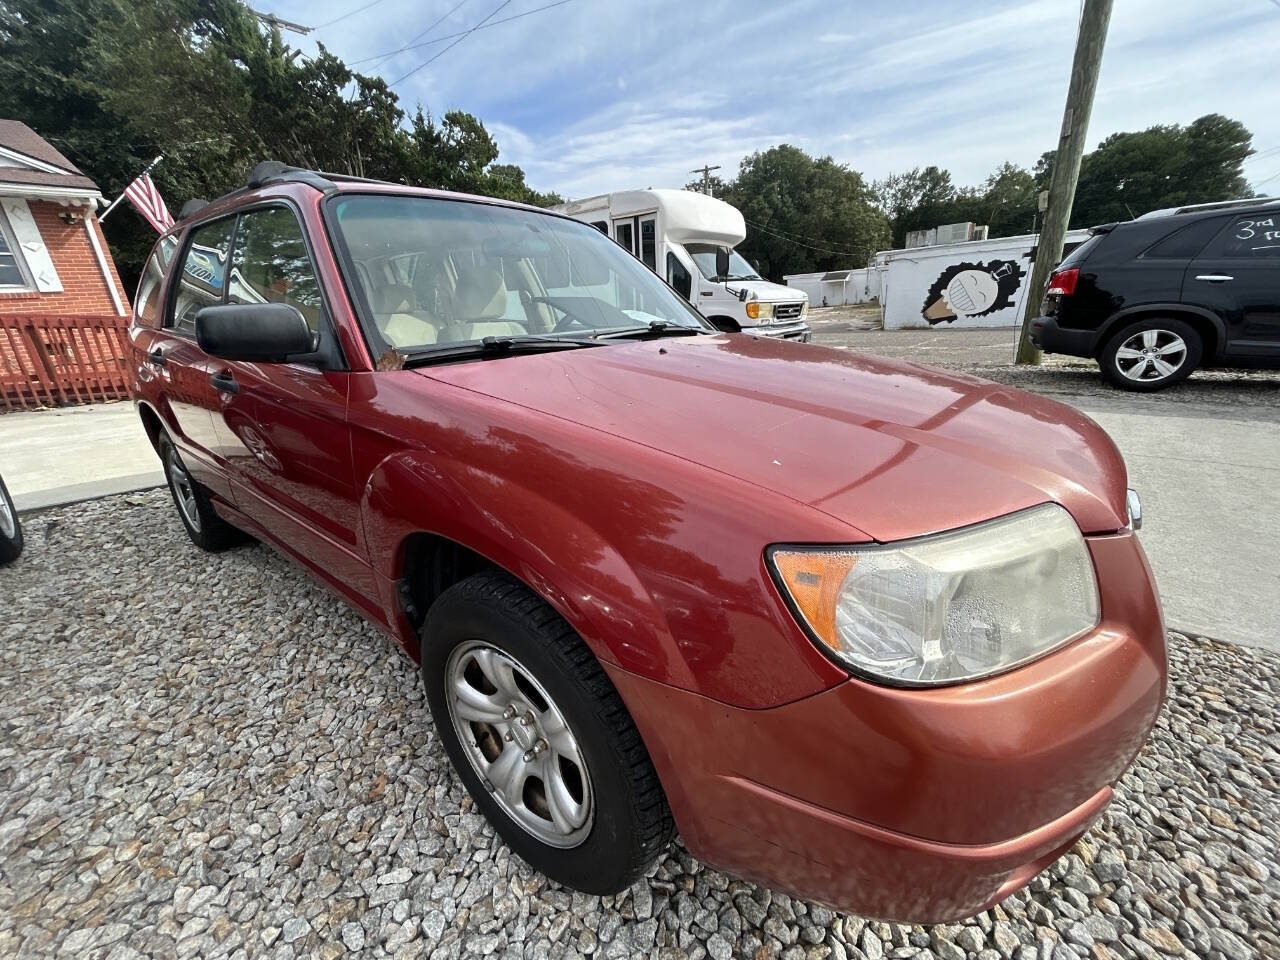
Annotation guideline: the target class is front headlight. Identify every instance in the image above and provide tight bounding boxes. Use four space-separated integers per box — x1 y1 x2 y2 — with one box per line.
745 301 773 320
800 300 808 317
769 504 1100 686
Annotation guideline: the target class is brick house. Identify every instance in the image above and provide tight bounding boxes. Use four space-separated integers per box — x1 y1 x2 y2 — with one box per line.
1 120 131 408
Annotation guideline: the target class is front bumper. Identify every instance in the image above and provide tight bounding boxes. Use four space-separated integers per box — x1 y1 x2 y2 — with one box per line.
1029 315 1101 357
747 320 811 342
607 531 1166 923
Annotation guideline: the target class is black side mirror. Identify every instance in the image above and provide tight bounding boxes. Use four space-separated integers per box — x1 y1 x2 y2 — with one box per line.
715 246 730 280
196 303 318 363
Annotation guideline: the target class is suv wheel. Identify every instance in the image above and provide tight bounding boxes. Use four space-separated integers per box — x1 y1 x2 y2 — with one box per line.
1099 317 1201 391
159 434 245 551
0 473 23 565
420 570 675 894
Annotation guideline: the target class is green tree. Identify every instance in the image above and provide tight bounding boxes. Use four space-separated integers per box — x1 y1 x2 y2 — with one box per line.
1036 114 1253 226
723 145 889 280
0 0 556 291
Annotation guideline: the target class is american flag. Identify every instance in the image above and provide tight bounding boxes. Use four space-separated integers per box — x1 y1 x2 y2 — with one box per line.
122 172 174 233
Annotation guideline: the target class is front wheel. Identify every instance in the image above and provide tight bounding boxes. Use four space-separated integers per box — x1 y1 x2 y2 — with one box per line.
420 570 674 893
1099 317 1201 391
0 473 23 565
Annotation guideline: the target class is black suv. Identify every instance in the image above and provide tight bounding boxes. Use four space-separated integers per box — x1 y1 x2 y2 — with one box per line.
1030 198 1280 391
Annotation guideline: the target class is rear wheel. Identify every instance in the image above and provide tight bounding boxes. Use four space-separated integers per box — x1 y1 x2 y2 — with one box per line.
1099 317 1201 391
420 570 674 893
158 435 244 551
0 473 23 565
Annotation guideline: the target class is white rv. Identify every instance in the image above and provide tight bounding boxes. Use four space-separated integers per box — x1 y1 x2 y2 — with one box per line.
553 189 810 341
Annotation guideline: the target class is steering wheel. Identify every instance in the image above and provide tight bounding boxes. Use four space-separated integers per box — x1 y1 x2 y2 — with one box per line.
551 311 592 333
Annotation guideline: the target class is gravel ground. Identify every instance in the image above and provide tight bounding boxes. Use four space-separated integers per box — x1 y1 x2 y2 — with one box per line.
1 491 1277 960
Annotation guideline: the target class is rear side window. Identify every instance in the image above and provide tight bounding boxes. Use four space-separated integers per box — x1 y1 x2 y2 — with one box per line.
1219 214 1280 259
1143 215 1228 260
170 217 236 335
134 235 178 327
228 206 324 332
1056 234 1102 270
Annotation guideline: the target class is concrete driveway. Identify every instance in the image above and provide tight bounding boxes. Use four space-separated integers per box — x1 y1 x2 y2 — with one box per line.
811 321 1280 653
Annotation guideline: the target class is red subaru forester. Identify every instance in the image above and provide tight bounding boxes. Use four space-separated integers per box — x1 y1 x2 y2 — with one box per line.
128 162 1166 923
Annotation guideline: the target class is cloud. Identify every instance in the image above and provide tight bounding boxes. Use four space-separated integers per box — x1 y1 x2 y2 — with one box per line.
281 0 1280 197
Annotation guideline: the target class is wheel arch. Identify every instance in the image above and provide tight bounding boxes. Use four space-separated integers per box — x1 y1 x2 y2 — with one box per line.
362 451 683 684
1096 304 1225 361
704 314 742 333
136 400 165 453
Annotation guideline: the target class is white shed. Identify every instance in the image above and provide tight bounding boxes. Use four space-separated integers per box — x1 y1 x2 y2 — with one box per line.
783 267 879 306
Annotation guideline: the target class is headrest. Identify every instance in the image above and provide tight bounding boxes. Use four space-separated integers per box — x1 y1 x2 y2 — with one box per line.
374 284 416 314
453 266 507 319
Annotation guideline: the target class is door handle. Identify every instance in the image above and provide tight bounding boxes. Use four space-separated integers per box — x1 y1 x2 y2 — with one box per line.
699 291 714 297
148 347 167 366
1194 274 1234 282
210 370 239 394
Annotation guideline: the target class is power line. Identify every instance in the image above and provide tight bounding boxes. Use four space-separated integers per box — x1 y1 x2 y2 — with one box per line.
743 218 867 256
387 0 517 87
315 0 394 30
361 0 472 70
746 221 868 258
350 0 572 67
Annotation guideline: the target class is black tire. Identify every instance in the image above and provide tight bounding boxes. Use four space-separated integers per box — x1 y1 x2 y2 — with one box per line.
1099 317 1201 392
158 434 245 551
420 570 674 894
0 473 23 565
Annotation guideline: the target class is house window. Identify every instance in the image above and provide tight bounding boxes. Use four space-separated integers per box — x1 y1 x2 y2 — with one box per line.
0 207 34 291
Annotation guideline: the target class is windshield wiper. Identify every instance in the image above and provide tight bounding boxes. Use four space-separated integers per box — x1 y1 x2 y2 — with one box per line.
594 321 710 340
399 334 603 367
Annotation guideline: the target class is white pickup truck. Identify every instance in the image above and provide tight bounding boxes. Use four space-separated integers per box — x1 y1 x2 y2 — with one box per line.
554 189 810 341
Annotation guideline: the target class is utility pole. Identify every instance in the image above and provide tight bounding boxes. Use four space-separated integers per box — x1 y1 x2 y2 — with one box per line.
1014 0 1113 365
689 164 721 195
249 9 312 35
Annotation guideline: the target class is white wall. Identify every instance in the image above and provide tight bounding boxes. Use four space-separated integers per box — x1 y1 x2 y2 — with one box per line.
877 230 1090 330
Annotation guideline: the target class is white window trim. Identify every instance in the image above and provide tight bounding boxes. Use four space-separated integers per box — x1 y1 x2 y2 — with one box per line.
0 205 36 293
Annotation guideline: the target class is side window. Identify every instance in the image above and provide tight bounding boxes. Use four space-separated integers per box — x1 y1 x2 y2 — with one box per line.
666 252 692 299
134 235 178 326
640 219 656 271
1219 214 1280 259
229 207 324 332
1144 216 1228 260
170 218 236 334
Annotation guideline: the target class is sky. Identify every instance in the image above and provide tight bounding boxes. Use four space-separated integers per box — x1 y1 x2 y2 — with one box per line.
272 0 1280 200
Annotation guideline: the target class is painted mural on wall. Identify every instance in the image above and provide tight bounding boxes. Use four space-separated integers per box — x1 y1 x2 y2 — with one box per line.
920 259 1025 324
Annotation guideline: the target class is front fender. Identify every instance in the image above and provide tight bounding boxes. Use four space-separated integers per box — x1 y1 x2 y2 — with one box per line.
362 449 697 690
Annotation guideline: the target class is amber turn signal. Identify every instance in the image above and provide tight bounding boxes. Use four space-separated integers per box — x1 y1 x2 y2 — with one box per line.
769 550 858 649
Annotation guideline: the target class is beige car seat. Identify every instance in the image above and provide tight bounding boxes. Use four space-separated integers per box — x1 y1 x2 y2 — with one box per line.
448 266 526 340
372 283 439 348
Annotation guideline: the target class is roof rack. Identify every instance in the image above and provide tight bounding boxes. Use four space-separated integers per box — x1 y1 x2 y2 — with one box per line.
246 160 337 192
1136 196 1280 220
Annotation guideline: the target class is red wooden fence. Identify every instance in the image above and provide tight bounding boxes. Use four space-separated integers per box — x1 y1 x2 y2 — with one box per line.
0 315 131 412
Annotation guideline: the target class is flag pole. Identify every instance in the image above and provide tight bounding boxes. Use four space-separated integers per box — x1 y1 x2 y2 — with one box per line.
99 154 164 222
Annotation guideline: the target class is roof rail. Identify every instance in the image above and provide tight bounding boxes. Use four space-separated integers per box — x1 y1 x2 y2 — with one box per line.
1137 196 1280 220
178 198 208 220
245 160 337 193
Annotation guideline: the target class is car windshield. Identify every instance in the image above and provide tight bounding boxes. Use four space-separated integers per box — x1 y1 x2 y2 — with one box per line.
683 242 761 281
327 194 709 355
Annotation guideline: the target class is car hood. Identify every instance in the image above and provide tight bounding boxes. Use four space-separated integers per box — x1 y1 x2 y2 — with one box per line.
735 278 807 303
420 336 1129 541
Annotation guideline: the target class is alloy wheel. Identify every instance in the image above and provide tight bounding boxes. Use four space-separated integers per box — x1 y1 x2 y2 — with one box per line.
166 449 201 533
445 640 594 848
0 493 14 540
1114 328 1187 383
